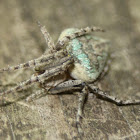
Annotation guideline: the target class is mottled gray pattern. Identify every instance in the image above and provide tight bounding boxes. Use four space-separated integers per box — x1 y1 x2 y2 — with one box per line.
0 0 140 140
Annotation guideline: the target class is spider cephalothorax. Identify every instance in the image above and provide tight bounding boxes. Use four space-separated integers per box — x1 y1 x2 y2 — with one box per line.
0 23 140 126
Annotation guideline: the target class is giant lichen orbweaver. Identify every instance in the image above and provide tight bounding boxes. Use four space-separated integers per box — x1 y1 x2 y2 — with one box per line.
0 22 140 126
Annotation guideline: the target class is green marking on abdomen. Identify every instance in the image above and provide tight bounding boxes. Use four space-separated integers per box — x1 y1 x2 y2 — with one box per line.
71 39 97 79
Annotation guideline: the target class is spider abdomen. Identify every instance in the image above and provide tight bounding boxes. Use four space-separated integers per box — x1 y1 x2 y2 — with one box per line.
59 28 110 82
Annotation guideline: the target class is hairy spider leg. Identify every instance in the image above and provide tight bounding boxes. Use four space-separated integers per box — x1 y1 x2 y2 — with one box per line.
25 89 46 102
88 84 140 105
26 85 82 102
56 26 105 50
0 56 73 96
0 50 67 72
27 79 140 120
26 74 68 101
76 86 88 123
26 80 83 101
24 78 140 131
37 21 55 51
27 79 87 121
26 79 87 128
53 79 83 88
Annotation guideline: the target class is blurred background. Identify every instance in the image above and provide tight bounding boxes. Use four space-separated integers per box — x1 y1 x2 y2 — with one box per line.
0 0 140 139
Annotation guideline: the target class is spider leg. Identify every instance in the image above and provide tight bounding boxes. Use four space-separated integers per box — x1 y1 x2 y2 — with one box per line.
49 80 83 94
50 79 83 89
34 50 68 71
88 84 140 105
0 56 73 96
0 49 67 72
50 80 88 131
37 21 55 51
25 89 46 102
0 74 42 96
45 79 87 124
56 26 105 50
26 80 83 101
33 79 87 123
25 79 87 134
26 86 82 102
76 86 88 124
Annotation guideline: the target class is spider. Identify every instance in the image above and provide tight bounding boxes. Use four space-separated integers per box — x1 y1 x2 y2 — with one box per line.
0 22 140 126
